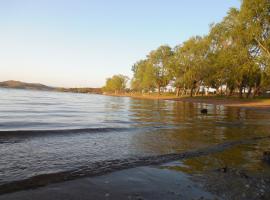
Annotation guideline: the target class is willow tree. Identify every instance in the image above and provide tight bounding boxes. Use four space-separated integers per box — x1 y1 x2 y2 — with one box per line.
176 36 210 97
169 45 186 96
131 60 146 92
239 0 270 95
147 45 174 94
240 0 270 59
131 59 156 93
208 7 258 97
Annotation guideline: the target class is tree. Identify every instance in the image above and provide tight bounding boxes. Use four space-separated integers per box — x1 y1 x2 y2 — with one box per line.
176 36 210 97
239 0 270 95
169 45 185 96
240 0 270 59
131 59 156 93
128 0 270 98
103 74 129 94
208 7 259 97
147 45 174 94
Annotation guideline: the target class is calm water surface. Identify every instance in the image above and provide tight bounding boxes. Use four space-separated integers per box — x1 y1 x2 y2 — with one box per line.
0 88 270 185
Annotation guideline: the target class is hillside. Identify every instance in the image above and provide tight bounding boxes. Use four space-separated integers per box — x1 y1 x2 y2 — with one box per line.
0 80 54 91
0 80 102 94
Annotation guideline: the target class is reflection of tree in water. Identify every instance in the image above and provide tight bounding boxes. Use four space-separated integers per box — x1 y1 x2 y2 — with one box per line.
128 99 175 126
127 99 270 157
103 96 132 123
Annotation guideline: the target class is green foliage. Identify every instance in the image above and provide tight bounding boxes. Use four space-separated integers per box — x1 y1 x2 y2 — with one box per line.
108 0 270 98
131 45 173 94
103 74 129 93
148 45 174 93
131 60 156 92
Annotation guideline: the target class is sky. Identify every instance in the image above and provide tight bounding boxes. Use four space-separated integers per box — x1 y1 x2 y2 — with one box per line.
0 0 241 88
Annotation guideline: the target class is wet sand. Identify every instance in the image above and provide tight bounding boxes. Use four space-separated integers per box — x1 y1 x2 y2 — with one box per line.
0 166 218 200
1 161 270 200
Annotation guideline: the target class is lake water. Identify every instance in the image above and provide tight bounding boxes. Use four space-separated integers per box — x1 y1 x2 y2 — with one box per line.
0 88 270 190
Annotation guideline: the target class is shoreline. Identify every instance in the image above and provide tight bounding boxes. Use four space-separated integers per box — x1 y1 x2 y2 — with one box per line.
0 165 219 200
105 93 270 108
1 136 270 200
1 135 270 198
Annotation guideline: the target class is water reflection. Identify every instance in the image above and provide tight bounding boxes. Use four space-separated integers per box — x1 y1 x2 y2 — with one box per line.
129 99 270 156
161 138 270 177
0 88 270 185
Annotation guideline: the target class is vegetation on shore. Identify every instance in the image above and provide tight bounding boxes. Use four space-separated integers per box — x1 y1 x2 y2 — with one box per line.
56 87 102 94
104 0 270 99
102 74 129 94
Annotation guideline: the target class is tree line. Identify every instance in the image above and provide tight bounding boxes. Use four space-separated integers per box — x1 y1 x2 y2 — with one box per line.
104 0 270 98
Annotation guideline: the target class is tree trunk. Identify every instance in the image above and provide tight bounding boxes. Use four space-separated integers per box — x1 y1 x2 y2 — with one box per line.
201 87 204 96
176 87 181 97
246 87 252 98
239 87 243 98
181 88 186 96
252 86 260 98
195 87 200 96
239 89 243 98
225 85 228 96
191 81 197 97
190 87 194 97
220 85 223 96
228 87 234 96
158 86 161 95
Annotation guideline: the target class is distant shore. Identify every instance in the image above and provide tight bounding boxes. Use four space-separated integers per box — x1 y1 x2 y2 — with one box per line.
105 93 270 108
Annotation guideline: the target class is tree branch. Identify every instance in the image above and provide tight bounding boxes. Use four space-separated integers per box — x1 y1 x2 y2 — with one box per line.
254 38 270 58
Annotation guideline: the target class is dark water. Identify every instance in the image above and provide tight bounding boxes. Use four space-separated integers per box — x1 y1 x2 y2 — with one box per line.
0 88 270 189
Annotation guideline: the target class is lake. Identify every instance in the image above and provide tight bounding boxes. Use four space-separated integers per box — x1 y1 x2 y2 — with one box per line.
0 88 270 190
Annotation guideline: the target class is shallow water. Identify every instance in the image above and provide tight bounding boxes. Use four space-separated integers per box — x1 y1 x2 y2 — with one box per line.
0 88 270 188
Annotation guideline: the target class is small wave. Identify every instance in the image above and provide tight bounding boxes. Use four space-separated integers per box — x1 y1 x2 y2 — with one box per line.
1 135 269 195
0 127 131 136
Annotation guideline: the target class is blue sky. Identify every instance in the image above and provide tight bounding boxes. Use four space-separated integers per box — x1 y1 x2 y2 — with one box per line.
0 0 240 87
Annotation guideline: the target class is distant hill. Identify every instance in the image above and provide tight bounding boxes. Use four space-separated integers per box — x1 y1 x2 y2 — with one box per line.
0 80 54 91
0 80 102 94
